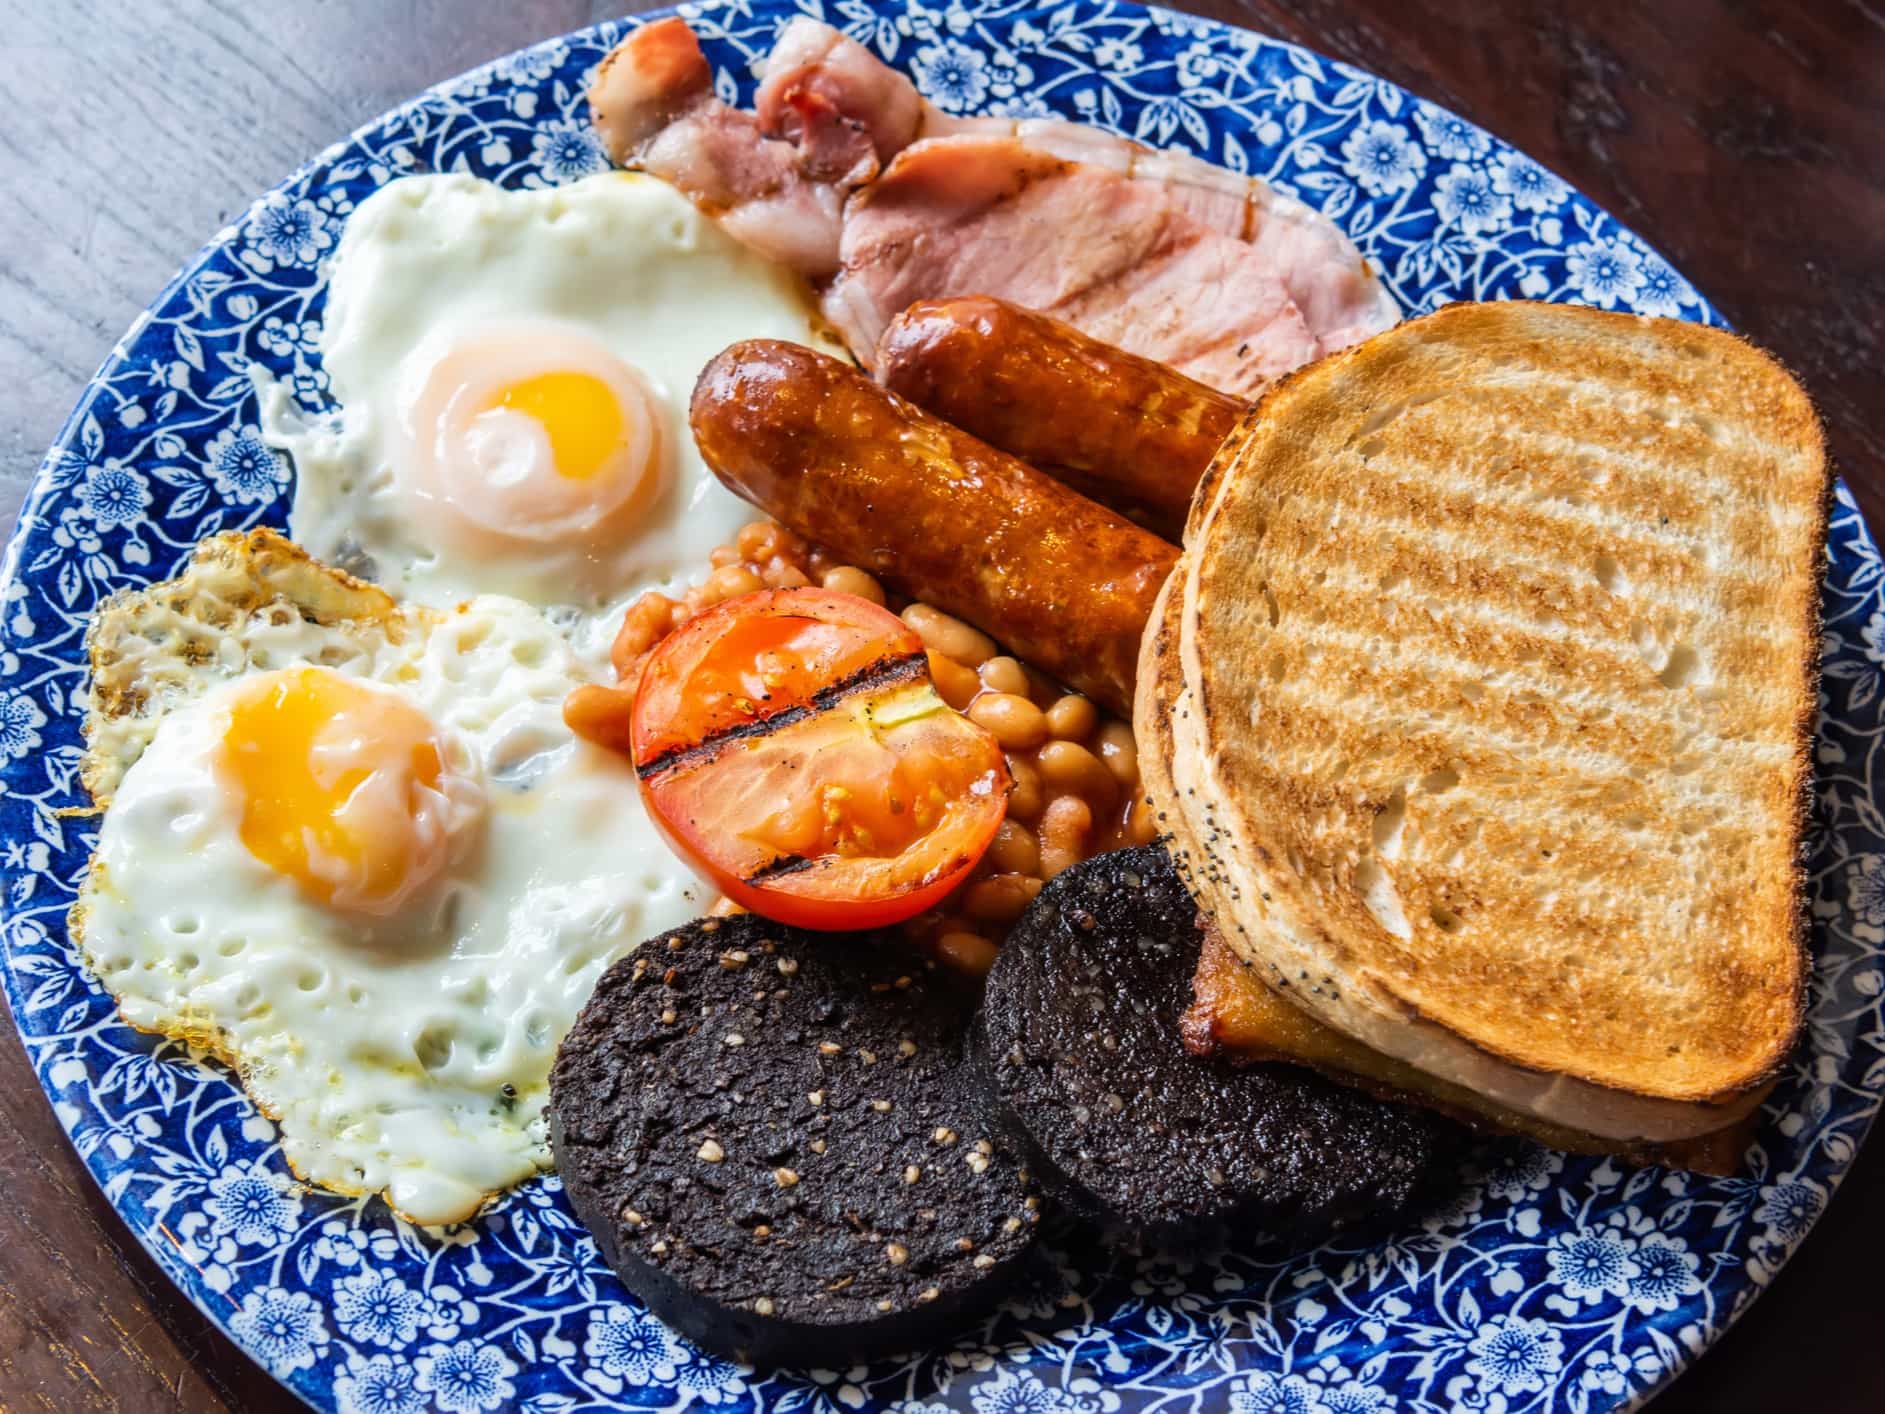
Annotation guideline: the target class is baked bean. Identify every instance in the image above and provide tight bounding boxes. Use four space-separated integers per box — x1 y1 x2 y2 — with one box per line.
962 873 1045 924
1045 693 1098 742
978 655 1031 697
820 565 886 605
735 521 775 560
562 682 639 753
1005 754 1045 822
1125 796 1160 846
761 555 811 589
1039 796 1093 879
709 544 742 569
902 603 997 667
611 591 679 677
736 520 805 564
1093 720 1139 787
1037 740 1118 808
928 651 981 711
967 692 1049 751
986 819 1040 876
935 930 999 977
699 564 764 606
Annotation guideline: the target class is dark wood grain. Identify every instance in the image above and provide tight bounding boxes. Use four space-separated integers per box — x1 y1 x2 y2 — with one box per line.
2 0 1882 1409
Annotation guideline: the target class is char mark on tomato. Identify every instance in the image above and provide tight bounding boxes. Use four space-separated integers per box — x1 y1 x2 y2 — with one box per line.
621 586 1012 930
741 853 817 884
635 646 929 782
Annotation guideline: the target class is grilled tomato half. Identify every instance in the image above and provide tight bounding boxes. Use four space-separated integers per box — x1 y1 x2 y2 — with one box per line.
572 588 1010 929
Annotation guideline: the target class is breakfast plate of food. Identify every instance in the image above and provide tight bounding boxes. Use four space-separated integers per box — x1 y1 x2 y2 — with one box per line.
3 2 1879 1411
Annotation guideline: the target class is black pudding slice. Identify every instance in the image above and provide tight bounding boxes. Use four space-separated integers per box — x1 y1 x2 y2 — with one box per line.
549 917 1041 1368
976 846 1458 1242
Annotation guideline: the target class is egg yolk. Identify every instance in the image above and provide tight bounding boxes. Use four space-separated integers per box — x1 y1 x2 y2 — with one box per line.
490 371 624 483
219 667 452 915
404 329 663 547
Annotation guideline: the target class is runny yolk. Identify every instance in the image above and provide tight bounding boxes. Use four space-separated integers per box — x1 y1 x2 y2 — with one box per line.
219 667 447 915
404 331 663 547
491 370 626 482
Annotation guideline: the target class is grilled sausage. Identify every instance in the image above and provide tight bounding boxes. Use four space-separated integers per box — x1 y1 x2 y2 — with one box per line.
690 339 1178 716
875 297 1243 541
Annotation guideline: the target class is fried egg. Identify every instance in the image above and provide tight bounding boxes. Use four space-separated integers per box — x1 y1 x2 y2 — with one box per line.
75 531 704 1224
256 171 835 661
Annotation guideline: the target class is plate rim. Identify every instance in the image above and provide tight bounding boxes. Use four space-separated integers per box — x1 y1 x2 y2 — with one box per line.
1 3 1876 1411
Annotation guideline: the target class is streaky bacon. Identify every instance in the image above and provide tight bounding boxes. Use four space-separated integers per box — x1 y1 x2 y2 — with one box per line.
826 137 1320 397
750 19 1397 352
753 19 925 181
589 17 849 276
588 17 1398 389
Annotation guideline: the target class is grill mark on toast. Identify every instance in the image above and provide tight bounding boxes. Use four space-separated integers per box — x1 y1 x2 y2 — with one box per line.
1311 450 1797 595
1173 640 1803 1113
1303 557 1800 720
1395 321 1817 464
1460 360 1816 469
1174 302 1822 1107
1225 618 1794 786
1354 447 1795 567
1454 419 1819 521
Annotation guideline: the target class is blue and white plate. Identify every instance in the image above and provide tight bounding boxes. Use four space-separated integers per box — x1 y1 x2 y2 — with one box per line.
3 3 1878 1410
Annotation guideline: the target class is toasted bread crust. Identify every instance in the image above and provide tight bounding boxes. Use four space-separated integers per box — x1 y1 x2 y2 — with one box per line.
80 529 413 805
1139 543 1770 1142
1182 922 1763 1175
1154 302 1822 1112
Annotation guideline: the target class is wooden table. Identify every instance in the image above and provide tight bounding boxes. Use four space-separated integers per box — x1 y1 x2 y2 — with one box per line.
1 1 1880 1408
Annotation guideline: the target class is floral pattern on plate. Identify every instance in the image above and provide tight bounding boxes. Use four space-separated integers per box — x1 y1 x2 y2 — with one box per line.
1 3 1876 1411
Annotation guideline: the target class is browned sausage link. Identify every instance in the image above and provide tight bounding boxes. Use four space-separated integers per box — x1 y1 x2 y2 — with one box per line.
874 296 1243 542
691 340 1178 717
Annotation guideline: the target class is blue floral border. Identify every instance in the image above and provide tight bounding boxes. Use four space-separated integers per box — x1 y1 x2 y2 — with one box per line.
1 4 1878 1412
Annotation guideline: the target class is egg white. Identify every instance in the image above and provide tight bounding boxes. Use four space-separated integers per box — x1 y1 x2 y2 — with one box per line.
78 593 704 1225
257 171 835 663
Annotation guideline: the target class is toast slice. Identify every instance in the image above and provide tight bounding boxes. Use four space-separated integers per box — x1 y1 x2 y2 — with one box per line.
1139 551 1765 1166
1143 301 1826 1141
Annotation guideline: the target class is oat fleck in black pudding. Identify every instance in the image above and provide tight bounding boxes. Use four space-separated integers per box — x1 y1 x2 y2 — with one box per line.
548 917 1040 1368
975 846 1460 1242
